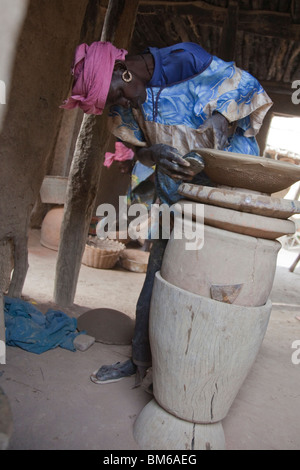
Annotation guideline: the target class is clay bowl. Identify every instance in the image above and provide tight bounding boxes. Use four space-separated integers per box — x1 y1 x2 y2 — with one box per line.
178 183 300 219
194 149 300 194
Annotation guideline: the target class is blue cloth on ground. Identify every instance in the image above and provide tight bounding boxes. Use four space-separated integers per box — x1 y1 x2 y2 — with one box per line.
4 296 83 354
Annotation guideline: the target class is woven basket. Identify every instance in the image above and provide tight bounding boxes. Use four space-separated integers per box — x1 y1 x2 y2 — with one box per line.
106 230 132 245
82 238 125 269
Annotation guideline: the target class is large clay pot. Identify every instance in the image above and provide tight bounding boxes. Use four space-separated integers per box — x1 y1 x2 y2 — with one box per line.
149 273 272 424
133 150 300 451
161 222 281 306
133 272 272 450
40 207 64 251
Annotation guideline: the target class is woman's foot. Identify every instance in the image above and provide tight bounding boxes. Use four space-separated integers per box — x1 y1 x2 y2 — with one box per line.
90 359 136 384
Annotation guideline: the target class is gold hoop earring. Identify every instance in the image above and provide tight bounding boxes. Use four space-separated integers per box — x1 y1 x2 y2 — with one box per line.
122 70 133 83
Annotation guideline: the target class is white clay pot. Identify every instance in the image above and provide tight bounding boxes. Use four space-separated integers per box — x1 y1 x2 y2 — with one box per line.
149 272 272 424
161 221 281 307
40 207 64 251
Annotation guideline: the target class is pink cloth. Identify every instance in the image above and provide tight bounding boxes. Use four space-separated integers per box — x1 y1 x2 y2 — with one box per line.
104 141 134 168
61 41 127 115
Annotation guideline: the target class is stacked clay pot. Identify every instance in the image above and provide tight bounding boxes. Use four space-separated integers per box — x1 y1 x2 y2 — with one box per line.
134 150 300 450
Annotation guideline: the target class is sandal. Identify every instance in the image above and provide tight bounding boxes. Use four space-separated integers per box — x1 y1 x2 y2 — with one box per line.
90 359 136 384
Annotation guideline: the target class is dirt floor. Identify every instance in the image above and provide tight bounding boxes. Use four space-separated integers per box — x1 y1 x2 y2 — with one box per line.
1 229 300 450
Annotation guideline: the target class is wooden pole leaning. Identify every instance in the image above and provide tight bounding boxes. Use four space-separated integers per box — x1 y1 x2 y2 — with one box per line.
54 0 140 306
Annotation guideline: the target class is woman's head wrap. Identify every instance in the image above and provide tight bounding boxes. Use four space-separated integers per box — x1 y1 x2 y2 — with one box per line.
61 41 128 115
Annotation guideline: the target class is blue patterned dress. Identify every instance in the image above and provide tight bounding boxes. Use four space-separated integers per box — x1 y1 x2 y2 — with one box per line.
108 43 273 205
107 44 273 367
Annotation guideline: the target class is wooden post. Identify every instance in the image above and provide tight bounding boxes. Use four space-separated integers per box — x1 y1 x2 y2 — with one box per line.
255 109 273 155
218 0 239 62
290 253 300 273
0 294 5 365
54 0 140 306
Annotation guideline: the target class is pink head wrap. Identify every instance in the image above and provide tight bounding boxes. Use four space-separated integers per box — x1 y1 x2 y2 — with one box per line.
104 142 134 168
61 41 128 115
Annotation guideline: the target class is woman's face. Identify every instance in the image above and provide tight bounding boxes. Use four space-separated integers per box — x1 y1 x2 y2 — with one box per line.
106 69 147 110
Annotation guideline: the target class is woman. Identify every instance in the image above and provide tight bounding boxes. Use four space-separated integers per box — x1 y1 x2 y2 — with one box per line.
62 41 273 385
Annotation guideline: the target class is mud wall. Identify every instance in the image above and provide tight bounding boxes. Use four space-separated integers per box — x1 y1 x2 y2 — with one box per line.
0 0 29 131
0 0 30 364
0 0 90 300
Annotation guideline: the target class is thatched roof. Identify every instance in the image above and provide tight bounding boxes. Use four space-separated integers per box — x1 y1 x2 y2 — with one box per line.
128 0 300 95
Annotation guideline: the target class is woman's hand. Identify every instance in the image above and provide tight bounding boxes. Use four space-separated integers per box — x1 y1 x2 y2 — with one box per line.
201 112 229 150
136 144 196 181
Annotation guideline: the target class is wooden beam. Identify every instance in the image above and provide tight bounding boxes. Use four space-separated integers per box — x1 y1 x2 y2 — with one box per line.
218 0 239 62
261 80 298 96
292 0 300 24
238 11 300 41
289 253 300 272
54 0 140 307
138 1 300 40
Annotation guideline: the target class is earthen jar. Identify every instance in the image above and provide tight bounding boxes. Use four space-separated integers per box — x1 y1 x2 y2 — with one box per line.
149 273 272 424
161 221 281 307
40 206 64 251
